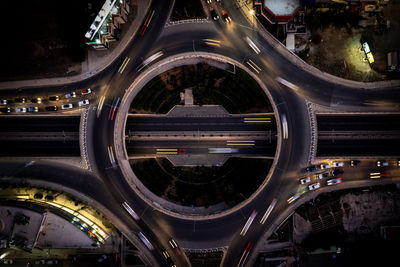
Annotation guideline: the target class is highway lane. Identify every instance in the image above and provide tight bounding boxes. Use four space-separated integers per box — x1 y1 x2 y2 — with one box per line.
126 139 277 156
0 116 80 132
317 114 400 131
126 115 276 132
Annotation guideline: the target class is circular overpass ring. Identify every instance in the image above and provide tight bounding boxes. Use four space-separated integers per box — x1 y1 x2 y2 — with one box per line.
114 52 284 220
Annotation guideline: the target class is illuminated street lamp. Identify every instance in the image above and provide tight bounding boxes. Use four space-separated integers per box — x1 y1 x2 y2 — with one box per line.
250 9 255 15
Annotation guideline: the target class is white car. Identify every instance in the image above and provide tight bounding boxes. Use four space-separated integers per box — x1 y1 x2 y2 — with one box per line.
79 100 89 106
320 163 330 169
62 104 73 109
308 183 320 191
65 92 76 98
318 172 329 179
300 177 311 184
0 100 7 105
327 178 342 185
332 162 344 167
16 107 26 113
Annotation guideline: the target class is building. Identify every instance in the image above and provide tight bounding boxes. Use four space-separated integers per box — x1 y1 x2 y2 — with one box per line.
85 0 132 50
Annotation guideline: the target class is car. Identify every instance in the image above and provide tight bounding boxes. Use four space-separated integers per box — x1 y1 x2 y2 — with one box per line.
320 163 330 169
350 160 361 166
306 165 317 172
79 100 89 106
0 107 11 113
31 97 42 104
300 177 311 184
308 183 320 191
169 239 181 254
138 232 154 251
287 194 300 204
377 161 389 167
49 96 60 101
318 172 329 179
221 10 231 23
398 160 400 167
28 107 39 112
16 107 26 112
327 178 342 185
370 172 381 179
0 100 7 105
65 92 76 98
331 169 343 176
81 88 92 95
15 97 27 103
61 104 73 109
332 162 344 167
45 106 58 111
206 0 212 4
210 8 219 20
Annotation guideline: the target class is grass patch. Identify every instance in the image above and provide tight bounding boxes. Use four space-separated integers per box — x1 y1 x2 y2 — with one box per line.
129 63 272 114
131 157 272 207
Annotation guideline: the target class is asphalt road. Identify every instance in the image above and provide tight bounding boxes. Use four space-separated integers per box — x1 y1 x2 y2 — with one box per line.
1 0 400 266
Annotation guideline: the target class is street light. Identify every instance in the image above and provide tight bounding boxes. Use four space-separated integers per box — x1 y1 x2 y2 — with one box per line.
249 9 255 15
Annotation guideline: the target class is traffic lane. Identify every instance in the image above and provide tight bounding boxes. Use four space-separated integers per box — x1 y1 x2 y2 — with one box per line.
126 116 276 132
0 116 80 132
317 114 400 131
0 140 80 157
317 139 400 157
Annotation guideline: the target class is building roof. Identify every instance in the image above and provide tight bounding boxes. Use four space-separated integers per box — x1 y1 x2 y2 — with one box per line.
264 0 300 16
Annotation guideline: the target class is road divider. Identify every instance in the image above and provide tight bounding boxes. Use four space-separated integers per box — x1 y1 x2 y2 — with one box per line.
246 59 261 74
240 210 258 236
243 117 271 123
226 140 255 146
118 57 130 74
260 198 277 224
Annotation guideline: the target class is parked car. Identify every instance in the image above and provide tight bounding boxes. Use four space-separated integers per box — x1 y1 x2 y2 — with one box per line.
332 162 344 167
320 163 330 169
28 107 39 112
16 107 26 112
31 97 42 104
300 177 311 184
61 104 73 109
45 106 58 111
81 88 92 95
65 92 76 98
377 161 389 167
350 160 361 166
308 183 320 191
327 178 342 185
0 107 11 113
331 169 343 176
78 100 89 106
49 96 60 101
318 172 329 179
15 97 26 103
306 165 317 172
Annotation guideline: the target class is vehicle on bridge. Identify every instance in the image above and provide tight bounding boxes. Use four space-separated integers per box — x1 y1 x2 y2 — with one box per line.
45 106 58 111
15 97 27 103
320 163 330 169
0 100 7 105
49 95 60 101
62 104 73 110
81 88 92 95
65 92 76 98
31 97 42 104
318 172 329 179
28 107 38 112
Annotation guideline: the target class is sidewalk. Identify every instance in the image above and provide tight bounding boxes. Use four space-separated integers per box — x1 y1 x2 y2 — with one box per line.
0 0 151 90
